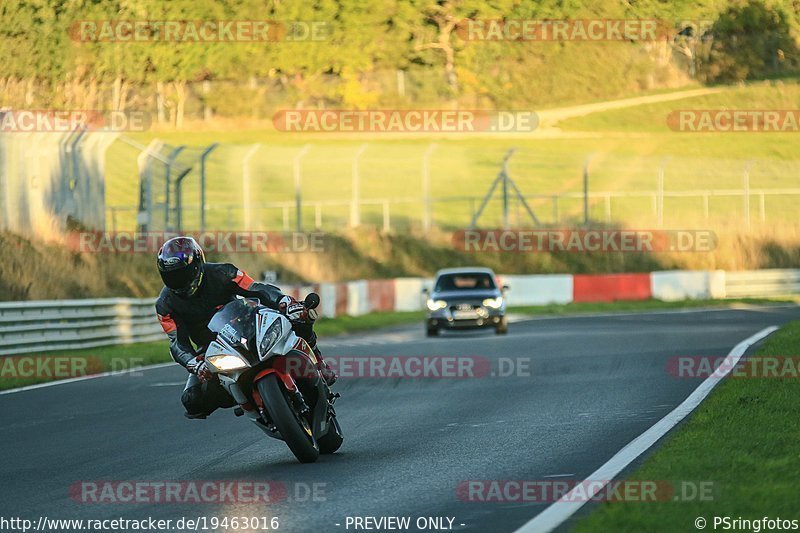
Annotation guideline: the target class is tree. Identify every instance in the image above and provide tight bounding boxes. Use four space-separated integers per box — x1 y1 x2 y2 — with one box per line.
699 0 799 82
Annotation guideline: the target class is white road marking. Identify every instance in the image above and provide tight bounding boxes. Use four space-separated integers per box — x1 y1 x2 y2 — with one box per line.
514 325 778 533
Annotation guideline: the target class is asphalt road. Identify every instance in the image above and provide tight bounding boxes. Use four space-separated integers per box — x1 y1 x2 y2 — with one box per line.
1 305 798 533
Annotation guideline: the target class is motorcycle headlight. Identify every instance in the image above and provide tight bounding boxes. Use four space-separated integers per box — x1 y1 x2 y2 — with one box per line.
426 299 447 311
482 297 503 309
259 319 283 357
207 354 247 371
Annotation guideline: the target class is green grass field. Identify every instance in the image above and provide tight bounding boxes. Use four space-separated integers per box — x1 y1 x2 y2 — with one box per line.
559 80 800 133
576 320 800 531
104 80 800 233
511 297 795 316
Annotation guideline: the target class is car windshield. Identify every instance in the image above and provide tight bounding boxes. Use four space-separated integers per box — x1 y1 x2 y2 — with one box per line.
434 273 496 292
207 298 259 341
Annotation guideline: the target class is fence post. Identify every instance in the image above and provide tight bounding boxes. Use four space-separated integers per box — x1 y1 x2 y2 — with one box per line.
242 144 261 230
164 145 186 231
552 195 559 223
657 164 665 227
422 143 436 232
583 154 594 226
383 201 390 232
743 161 753 230
198 143 218 233
759 192 765 223
134 138 164 232
315 203 322 229
0 134 7 230
350 144 368 227
294 144 311 231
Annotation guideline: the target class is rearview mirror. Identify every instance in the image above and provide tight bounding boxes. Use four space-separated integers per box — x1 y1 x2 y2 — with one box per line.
304 292 320 310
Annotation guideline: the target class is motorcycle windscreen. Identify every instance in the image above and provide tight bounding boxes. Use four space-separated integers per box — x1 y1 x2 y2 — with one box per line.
207 298 259 345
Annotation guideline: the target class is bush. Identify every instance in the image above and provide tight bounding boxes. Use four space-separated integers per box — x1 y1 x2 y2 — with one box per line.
699 0 799 83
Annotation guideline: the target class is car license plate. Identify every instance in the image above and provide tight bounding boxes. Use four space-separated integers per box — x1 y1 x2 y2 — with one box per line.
453 309 477 319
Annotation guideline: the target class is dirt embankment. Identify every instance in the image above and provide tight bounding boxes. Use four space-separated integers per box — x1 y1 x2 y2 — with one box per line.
2 228 798 301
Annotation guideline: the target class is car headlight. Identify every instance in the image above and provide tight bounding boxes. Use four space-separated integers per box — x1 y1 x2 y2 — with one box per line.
259 319 283 357
482 297 503 309
426 299 447 311
207 354 247 371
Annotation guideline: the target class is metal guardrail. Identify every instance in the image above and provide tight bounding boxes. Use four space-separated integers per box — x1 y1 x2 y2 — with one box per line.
0 298 163 356
724 269 800 298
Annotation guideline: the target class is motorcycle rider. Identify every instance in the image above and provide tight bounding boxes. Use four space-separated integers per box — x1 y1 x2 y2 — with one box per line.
154 236 336 419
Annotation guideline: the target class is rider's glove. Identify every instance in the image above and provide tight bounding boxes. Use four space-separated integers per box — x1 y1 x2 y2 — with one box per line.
279 295 309 322
187 356 212 382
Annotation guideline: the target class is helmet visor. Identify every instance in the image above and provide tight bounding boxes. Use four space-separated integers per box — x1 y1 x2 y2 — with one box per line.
160 261 201 292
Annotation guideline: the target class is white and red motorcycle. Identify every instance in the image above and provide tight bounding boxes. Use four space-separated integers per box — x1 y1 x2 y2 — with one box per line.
203 293 342 463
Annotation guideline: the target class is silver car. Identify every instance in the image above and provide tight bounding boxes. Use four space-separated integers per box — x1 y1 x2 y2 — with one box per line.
423 267 508 336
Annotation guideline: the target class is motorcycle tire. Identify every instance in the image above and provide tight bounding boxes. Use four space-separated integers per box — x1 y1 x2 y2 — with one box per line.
257 374 320 463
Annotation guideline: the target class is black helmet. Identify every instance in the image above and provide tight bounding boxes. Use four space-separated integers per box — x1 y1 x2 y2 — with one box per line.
157 236 205 296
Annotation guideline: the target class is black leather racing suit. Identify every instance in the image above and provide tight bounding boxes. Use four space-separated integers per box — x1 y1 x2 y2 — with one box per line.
155 262 317 416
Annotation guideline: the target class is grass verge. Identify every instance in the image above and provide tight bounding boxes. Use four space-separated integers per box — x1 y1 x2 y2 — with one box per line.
575 320 800 531
0 298 794 391
511 297 795 316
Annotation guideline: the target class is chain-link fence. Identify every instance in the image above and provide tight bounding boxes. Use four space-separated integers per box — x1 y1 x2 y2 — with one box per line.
105 138 800 233
0 129 117 237
133 139 218 232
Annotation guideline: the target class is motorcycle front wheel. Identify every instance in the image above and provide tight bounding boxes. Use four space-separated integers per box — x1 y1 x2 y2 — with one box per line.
257 374 320 463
